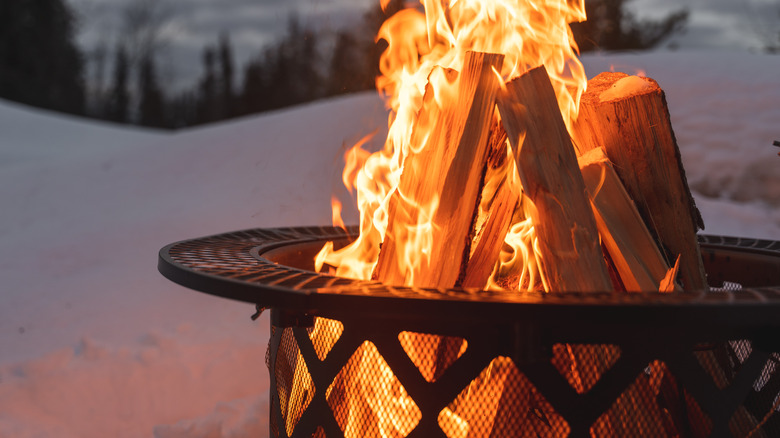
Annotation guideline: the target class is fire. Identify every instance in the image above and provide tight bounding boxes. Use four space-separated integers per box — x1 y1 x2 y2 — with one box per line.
317 0 587 291
308 1 588 436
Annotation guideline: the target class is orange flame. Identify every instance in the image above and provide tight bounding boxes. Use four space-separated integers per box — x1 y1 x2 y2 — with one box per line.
309 1 590 435
317 0 588 291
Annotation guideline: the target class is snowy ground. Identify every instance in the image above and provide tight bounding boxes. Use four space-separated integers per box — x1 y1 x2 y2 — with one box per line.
1 50 779 437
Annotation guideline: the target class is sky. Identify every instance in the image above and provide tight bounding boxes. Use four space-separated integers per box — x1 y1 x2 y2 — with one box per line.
66 0 780 91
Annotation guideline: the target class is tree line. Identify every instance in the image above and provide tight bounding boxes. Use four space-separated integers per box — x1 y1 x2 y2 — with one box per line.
2 0 697 130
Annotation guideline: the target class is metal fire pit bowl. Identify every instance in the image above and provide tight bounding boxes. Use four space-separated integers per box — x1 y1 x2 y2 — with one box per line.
159 226 780 438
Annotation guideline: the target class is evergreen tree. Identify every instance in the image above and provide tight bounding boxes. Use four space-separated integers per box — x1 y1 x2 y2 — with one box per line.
105 44 131 123
218 33 235 118
240 59 269 115
197 46 218 123
294 28 322 103
325 0 404 97
86 43 109 117
138 54 166 128
266 17 301 109
571 0 688 52
326 31 365 96
0 0 85 114
169 90 198 129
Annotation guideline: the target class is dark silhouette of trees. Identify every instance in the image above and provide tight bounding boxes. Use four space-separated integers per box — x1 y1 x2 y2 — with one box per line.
572 0 688 52
326 31 365 96
0 0 85 115
239 15 324 115
240 58 268 116
168 91 198 129
0 0 690 129
197 47 219 124
138 54 166 127
219 33 235 118
86 42 109 117
119 0 171 70
105 44 131 123
325 0 404 97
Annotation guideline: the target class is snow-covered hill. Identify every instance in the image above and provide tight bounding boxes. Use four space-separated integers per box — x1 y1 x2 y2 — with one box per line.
0 51 778 437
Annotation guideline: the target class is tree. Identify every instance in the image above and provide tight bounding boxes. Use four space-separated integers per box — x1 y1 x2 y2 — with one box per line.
571 0 688 52
105 44 130 123
138 54 167 127
0 0 85 114
119 0 171 69
241 15 324 112
218 33 235 118
86 42 109 117
168 90 198 129
197 46 218 124
240 58 270 115
326 31 371 96
293 27 322 104
763 8 780 53
324 0 404 97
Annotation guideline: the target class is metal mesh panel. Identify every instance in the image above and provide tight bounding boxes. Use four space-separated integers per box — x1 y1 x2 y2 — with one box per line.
591 360 712 437
551 344 621 394
439 356 570 437
398 331 467 382
308 317 344 361
326 341 421 437
694 340 752 390
267 325 276 371
730 352 780 437
275 328 316 437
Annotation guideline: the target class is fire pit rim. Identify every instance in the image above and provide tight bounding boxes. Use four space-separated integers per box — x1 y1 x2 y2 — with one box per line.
158 226 780 327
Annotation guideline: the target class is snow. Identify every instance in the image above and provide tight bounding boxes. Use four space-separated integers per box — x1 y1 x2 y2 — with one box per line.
0 51 779 437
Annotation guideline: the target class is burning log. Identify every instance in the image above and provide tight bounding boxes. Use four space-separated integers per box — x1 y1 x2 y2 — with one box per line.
497 66 613 293
372 51 506 382
573 72 708 291
373 51 505 288
462 122 521 289
578 147 678 292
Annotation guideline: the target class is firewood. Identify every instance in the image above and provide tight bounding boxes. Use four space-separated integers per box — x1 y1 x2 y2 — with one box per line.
578 147 677 292
573 72 708 291
372 52 504 383
496 66 613 293
462 121 520 288
659 256 681 293
373 51 505 288
439 357 516 437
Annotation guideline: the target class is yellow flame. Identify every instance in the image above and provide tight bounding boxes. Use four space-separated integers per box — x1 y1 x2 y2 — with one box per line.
310 3 590 435
317 0 587 290
331 196 347 232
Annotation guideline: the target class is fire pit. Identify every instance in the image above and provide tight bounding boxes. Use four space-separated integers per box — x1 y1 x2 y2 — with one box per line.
159 226 780 437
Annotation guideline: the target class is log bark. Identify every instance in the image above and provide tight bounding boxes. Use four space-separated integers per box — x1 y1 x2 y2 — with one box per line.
497 66 613 293
578 147 677 292
373 51 505 288
573 72 708 291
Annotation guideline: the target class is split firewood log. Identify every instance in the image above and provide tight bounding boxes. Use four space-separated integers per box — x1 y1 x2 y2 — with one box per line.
573 72 707 291
497 65 613 293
